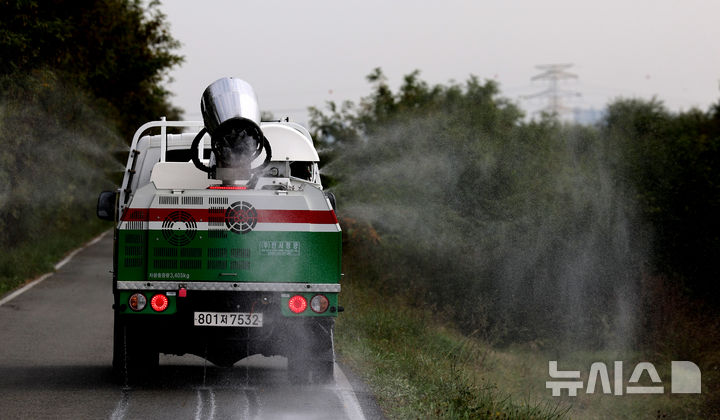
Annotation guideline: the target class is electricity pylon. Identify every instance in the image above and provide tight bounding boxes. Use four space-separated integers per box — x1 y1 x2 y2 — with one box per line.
523 63 581 117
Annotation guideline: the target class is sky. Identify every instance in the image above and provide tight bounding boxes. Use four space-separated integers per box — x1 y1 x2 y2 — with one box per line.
160 0 720 125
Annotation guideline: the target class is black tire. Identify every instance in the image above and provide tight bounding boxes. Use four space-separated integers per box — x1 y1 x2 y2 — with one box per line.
112 314 159 384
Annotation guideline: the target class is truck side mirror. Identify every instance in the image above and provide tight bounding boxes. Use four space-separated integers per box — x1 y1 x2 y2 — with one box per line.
97 191 117 221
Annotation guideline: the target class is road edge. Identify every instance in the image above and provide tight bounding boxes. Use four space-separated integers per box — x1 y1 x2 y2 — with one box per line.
336 360 387 420
334 362 367 420
0 230 110 307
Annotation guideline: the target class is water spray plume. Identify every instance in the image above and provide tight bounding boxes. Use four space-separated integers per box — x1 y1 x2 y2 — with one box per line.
319 73 647 350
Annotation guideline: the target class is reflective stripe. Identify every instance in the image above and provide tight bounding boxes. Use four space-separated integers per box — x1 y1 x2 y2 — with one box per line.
117 281 341 293
137 221 339 232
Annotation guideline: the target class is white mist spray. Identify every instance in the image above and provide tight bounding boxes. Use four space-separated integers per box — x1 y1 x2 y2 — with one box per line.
326 113 646 350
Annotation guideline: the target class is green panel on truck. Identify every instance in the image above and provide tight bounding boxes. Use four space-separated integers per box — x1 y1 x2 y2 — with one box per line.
117 230 341 283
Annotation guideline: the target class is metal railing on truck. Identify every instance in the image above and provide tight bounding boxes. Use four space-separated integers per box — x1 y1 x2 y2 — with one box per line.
119 118 205 212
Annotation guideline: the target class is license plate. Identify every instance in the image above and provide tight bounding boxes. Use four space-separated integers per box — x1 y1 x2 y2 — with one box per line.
193 312 263 327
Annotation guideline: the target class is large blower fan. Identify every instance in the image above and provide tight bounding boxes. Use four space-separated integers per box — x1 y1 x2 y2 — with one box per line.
190 77 272 185
161 211 197 246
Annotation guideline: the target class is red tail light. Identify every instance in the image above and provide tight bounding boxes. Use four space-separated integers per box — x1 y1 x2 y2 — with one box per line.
288 295 307 313
151 294 169 312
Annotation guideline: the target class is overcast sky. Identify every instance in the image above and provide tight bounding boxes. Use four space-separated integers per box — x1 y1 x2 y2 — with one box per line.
161 0 720 125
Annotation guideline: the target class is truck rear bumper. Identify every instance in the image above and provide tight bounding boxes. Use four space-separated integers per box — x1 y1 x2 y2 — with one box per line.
115 290 335 367
116 280 340 293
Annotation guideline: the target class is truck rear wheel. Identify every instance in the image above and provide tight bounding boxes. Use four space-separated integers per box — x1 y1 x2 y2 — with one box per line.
112 315 159 383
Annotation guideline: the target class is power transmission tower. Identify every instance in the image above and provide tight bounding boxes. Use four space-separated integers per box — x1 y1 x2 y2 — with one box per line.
523 63 580 118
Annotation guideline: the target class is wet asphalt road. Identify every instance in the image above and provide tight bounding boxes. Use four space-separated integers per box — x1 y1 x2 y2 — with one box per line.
0 233 380 420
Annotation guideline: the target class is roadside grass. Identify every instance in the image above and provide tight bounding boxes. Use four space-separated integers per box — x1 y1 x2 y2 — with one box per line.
0 220 110 297
1 71 124 300
478 346 707 419
335 274 711 419
335 274 569 419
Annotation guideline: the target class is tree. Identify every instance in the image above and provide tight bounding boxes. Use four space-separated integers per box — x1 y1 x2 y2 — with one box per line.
311 69 645 346
0 0 183 133
0 0 182 292
603 98 720 297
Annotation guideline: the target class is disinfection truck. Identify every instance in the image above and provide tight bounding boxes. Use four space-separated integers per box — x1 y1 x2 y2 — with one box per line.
97 78 341 383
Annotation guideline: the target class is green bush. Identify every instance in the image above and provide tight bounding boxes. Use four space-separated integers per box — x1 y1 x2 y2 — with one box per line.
0 71 123 294
0 0 182 294
314 69 720 348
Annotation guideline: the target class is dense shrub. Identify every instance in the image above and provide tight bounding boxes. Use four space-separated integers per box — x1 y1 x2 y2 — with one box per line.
313 69 720 347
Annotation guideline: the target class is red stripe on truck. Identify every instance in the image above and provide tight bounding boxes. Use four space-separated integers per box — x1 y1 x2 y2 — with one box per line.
256 210 338 224
121 208 338 224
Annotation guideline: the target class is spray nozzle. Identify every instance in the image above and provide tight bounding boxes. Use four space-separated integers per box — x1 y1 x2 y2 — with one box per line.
190 77 272 184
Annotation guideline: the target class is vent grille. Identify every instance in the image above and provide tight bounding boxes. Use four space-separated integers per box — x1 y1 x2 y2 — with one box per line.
154 247 178 258
126 221 145 230
209 217 224 226
158 196 179 205
180 248 202 258
125 233 143 243
207 260 227 269
124 258 143 267
208 248 227 258
208 231 227 239
209 197 229 205
123 233 146 268
152 246 202 271
125 210 146 222
231 248 251 258
208 207 225 229
179 260 202 269
230 260 251 270
203 247 252 271
125 246 143 257
182 196 203 205
153 260 177 269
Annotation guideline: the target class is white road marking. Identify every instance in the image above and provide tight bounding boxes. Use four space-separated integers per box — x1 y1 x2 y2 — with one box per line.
250 389 261 420
195 388 204 420
0 231 109 308
209 388 216 420
109 387 131 420
334 363 366 420
54 231 107 270
195 387 216 420
0 273 52 308
241 390 251 420
235 389 250 420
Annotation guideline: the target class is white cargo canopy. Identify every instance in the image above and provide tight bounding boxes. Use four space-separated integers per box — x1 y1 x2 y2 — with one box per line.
120 120 321 209
261 122 319 162
148 123 320 190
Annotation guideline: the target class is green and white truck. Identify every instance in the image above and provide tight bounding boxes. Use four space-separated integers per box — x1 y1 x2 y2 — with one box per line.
97 78 341 383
